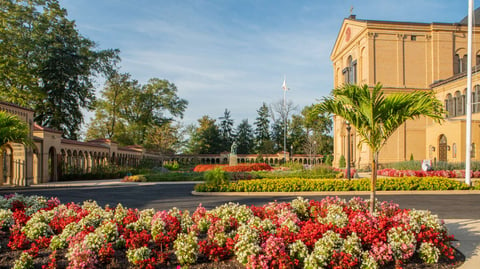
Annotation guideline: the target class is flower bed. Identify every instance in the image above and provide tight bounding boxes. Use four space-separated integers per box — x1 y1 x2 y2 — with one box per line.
193 163 273 172
378 168 480 178
0 194 459 268
194 176 472 192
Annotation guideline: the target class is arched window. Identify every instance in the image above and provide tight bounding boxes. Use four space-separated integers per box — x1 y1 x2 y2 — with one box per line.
343 56 357 84
454 53 467 74
454 54 460 74
454 91 463 116
445 93 453 117
475 85 480 113
462 55 468 73
452 143 457 158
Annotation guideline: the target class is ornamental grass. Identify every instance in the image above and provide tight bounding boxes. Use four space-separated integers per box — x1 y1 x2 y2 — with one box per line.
0 194 460 268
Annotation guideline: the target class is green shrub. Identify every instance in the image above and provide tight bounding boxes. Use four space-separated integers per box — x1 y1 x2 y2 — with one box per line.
163 161 180 171
145 172 203 182
324 155 333 166
283 161 304 170
383 160 421 170
203 168 229 186
410 153 414 161
339 155 346 168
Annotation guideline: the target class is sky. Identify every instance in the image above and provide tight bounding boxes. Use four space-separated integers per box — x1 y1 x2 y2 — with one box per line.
58 0 480 130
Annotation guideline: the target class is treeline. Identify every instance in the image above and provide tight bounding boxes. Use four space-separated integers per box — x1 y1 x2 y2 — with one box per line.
183 104 332 156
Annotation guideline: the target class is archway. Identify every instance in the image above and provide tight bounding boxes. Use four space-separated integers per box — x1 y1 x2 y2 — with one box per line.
48 147 57 182
438 135 448 162
1 145 13 184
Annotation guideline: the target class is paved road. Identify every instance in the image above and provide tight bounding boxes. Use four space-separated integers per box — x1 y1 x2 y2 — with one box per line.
1 183 479 219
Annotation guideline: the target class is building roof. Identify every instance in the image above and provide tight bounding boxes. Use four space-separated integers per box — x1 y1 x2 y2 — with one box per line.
459 7 480 25
61 139 109 148
0 101 34 112
430 65 480 88
33 123 63 134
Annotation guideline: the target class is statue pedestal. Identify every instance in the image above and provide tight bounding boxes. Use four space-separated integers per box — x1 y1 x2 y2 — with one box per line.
229 154 238 166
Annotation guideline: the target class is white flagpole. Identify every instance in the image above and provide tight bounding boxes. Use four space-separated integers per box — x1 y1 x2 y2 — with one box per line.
283 76 287 163
465 0 473 186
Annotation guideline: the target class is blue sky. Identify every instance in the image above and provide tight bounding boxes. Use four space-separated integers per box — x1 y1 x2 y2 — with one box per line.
59 0 478 129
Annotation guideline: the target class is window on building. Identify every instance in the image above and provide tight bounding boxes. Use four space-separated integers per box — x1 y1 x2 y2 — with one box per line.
455 91 464 116
475 85 480 113
462 55 468 73
411 35 416 41
343 56 357 84
472 143 476 158
477 54 480 66
448 94 454 117
445 93 453 117
454 54 460 74
452 143 457 158
454 54 468 74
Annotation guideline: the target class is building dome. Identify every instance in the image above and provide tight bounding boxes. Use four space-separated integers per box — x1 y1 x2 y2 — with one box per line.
459 7 480 25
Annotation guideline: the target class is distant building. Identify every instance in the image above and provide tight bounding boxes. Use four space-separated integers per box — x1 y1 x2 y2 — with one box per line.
331 12 480 168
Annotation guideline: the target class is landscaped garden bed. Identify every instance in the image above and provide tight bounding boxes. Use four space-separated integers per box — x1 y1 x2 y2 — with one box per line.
194 177 478 192
0 194 464 268
193 163 273 172
377 168 480 178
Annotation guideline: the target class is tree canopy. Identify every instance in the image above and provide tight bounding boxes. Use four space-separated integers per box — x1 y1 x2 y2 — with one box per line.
0 0 119 139
0 111 32 148
86 76 188 147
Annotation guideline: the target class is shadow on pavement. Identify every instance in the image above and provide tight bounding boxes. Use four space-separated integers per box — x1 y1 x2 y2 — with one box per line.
444 219 480 267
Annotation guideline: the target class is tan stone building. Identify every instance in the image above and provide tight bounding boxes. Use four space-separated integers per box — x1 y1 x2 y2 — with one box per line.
331 13 480 168
0 101 160 185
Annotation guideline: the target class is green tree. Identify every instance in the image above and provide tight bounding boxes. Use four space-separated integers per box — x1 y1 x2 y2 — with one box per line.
86 72 137 141
0 0 119 139
289 115 307 154
314 83 444 212
0 111 32 148
186 116 222 154
235 119 254 154
302 105 333 155
218 109 235 152
122 78 187 145
143 122 184 154
254 103 273 154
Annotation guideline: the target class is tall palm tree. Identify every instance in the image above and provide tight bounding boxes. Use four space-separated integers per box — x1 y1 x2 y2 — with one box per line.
0 111 32 148
314 83 445 212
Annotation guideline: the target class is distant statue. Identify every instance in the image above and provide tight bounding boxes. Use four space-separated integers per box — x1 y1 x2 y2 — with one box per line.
231 141 238 155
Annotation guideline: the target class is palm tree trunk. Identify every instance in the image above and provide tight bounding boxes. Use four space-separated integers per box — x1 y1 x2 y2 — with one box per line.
369 150 377 213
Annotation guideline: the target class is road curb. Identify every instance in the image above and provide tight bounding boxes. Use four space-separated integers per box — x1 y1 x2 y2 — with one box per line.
191 190 480 196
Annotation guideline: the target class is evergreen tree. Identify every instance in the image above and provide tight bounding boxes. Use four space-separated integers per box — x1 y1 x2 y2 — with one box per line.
270 119 285 152
235 119 254 154
218 109 235 151
254 103 274 153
